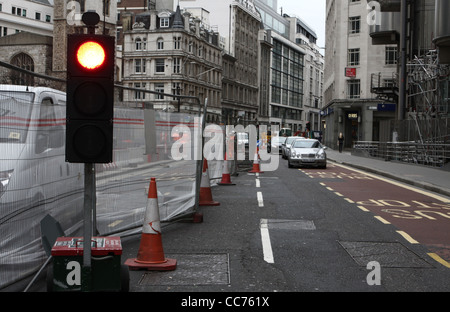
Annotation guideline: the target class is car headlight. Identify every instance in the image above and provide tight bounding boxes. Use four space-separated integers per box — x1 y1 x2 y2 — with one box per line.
316 151 326 159
291 150 297 157
0 170 13 198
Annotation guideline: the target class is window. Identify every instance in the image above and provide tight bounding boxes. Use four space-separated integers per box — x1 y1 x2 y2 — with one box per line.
134 59 146 74
172 82 181 100
134 83 146 100
11 53 34 85
348 48 360 66
46 15 51 22
157 38 164 50
155 59 165 73
173 58 181 74
135 38 146 51
160 17 169 28
385 46 397 65
35 12 41 20
349 16 360 34
174 36 181 50
347 80 360 99
155 84 165 99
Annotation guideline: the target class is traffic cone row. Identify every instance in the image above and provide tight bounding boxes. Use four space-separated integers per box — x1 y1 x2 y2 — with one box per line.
125 178 177 271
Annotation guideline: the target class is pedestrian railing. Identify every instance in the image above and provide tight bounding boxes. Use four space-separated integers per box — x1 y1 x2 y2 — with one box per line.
353 141 450 168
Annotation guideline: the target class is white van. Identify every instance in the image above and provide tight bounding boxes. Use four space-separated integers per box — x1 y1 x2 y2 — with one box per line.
0 85 84 287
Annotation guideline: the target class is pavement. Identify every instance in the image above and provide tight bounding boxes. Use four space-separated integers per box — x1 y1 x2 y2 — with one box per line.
326 148 450 199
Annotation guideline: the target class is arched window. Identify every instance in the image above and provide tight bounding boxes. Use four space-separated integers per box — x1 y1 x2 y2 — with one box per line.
11 53 34 85
157 38 164 50
135 37 142 50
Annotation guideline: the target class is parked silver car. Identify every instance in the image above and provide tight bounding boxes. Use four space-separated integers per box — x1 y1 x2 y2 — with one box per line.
288 139 327 169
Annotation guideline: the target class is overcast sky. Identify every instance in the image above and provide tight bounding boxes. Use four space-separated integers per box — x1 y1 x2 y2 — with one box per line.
278 0 326 48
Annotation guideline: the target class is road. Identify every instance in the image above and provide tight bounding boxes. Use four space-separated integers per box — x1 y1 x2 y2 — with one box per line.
10 154 450 297
121 155 450 294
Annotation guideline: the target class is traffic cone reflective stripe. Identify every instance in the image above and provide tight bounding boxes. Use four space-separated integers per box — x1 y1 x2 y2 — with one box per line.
199 159 220 206
218 153 235 185
125 178 177 270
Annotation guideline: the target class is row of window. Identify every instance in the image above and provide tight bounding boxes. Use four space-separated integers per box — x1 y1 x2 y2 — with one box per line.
134 36 220 65
4 5 52 23
348 47 398 66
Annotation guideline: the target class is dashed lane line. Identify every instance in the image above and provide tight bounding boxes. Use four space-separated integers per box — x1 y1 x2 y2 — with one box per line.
260 219 274 264
257 191 264 207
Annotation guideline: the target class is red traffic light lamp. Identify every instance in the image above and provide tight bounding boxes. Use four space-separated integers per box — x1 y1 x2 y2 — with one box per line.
76 41 106 70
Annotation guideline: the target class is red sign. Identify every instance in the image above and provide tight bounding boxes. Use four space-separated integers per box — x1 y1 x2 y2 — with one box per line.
51 237 122 256
345 67 356 77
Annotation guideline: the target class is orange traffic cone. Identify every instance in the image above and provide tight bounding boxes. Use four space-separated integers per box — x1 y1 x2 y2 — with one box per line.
199 159 220 206
125 178 177 271
249 148 263 173
218 153 235 185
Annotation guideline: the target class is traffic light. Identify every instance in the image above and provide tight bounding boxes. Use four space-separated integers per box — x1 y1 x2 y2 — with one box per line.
66 34 115 163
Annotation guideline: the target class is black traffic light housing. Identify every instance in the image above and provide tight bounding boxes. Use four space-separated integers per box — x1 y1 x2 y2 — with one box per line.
65 33 115 163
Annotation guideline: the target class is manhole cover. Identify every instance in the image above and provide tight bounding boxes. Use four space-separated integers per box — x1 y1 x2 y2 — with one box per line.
138 253 230 286
339 241 432 268
266 219 316 230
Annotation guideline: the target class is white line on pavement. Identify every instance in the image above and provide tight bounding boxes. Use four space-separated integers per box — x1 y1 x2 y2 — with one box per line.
257 191 264 207
260 219 274 264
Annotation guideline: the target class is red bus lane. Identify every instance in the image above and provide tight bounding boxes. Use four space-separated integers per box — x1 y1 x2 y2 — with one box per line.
300 163 450 266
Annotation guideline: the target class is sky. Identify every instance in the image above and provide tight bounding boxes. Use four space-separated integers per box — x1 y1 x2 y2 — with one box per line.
278 0 326 48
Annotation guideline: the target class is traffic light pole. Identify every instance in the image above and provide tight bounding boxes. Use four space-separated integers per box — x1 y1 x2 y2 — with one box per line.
82 163 95 291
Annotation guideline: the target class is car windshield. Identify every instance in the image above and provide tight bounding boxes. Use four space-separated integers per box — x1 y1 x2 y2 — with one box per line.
0 91 34 143
293 140 321 148
285 137 298 145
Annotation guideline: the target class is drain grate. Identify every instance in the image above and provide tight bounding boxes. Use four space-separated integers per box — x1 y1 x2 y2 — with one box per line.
138 253 230 286
339 241 432 268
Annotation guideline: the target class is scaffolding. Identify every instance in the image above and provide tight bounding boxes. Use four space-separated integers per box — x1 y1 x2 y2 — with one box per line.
357 50 450 168
406 50 450 118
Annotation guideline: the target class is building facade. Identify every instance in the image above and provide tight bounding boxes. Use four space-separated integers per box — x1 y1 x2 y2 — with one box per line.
323 0 398 149
255 0 324 133
121 6 223 122
286 15 324 133
0 0 54 38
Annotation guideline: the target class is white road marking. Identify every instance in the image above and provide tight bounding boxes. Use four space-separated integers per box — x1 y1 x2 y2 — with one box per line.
257 191 264 207
260 219 274 264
